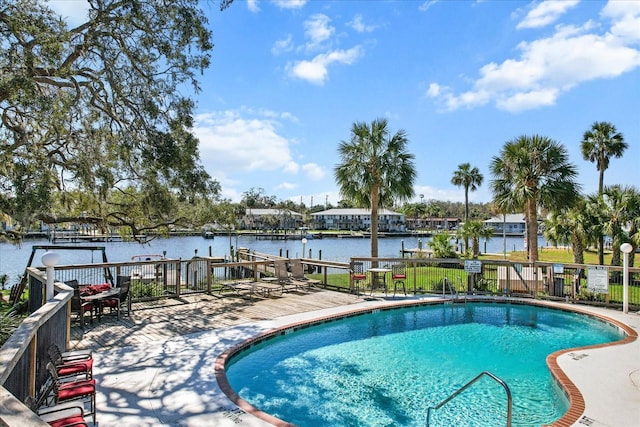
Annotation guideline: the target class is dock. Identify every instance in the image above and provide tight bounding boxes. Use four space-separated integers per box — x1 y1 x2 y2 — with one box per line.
400 247 434 257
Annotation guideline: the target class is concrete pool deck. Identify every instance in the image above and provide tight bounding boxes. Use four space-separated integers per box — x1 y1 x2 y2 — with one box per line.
77 292 639 426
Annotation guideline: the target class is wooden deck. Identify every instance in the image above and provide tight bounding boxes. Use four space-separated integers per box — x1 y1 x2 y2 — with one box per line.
70 288 359 351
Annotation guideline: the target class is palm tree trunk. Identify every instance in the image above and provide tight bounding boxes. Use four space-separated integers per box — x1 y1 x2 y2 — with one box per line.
526 198 539 261
598 235 605 265
464 187 469 253
370 187 379 261
598 173 605 265
572 235 584 264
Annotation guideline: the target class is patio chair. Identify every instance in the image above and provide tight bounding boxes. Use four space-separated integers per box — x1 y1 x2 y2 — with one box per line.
24 396 88 427
47 345 93 381
70 289 93 329
63 280 80 289
102 276 131 319
46 362 96 424
289 259 321 290
391 264 407 296
350 262 367 296
48 344 92 363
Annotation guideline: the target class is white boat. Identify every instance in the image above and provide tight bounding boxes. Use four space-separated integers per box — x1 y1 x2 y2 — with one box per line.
130 254 165 284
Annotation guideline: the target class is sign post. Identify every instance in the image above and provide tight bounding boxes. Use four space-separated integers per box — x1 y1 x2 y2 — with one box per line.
464 260 482 293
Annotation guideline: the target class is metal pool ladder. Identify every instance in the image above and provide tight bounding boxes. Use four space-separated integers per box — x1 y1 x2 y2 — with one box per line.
425 371 512 427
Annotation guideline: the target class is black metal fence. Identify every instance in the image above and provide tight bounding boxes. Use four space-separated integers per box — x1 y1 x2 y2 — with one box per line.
348 257 640 310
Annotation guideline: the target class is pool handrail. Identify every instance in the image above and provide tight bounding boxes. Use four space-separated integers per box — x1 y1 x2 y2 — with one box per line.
441 276 460 299
426 370 512 427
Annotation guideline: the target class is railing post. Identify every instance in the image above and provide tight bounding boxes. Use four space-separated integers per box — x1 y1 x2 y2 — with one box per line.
176 259 182 298
412 260 417 294
29 335 36 399
206 258 212 294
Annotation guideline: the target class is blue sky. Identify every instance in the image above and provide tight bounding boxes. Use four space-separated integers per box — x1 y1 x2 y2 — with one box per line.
51 0 640 207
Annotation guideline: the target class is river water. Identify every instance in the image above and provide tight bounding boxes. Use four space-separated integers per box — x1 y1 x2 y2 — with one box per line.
0 234 545 284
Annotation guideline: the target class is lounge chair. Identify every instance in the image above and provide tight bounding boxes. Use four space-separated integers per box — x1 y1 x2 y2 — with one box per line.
289 259 321 290
256 277 285 297
218 280 264 301
273 259 305 292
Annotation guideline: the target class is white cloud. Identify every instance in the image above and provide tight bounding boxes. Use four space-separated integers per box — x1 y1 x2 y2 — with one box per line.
496 88 558 112
286 46 363 85
517 0 580 29
414 186 464 203
349 14 376 33
193 109 299 178
602 0 640 42
276 182 298 190
247 0 260 13
272 0 307 9
419 1 439 13
272 34 294 55
304 14 334 51
428 5 640 113
427 83 442 97
302 163 325 181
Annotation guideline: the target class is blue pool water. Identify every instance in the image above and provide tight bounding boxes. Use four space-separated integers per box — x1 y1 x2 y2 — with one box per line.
225 302 624 427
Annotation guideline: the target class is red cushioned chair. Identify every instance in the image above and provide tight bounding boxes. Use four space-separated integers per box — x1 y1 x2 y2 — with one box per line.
102 276 132 319
46 363 96 424
38 406 88 427
350 262 367 296
25 396 88 427
48 345 93 380
391 264 407 296
71 288 93 329
48 343 92 363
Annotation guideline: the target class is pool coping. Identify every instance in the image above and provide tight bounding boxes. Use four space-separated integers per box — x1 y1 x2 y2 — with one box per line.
214 297 639 427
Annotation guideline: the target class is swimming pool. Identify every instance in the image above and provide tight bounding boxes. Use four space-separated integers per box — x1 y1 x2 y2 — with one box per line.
221 302 626 426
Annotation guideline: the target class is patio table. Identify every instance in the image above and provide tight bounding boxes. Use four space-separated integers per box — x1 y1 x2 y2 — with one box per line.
82 288 121 321
368 268 391 295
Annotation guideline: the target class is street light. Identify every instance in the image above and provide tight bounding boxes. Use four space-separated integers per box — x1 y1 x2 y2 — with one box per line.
620 243 633 314
301 237 308 259
41 251 60 301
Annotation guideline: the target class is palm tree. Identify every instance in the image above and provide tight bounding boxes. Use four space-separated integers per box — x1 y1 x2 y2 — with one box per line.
428 233 457 258
627 188 640 267
456 220 493 259
543 197 590 264
451 163 483 252
581 121 627 264
599 185 636 267
335 118 416 258
490 135 580 262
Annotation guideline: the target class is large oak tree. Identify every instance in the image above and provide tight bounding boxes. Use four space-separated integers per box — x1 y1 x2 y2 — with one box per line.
0 0 233 239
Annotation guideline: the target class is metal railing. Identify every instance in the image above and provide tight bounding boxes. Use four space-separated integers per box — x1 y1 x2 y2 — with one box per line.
426 371 512 427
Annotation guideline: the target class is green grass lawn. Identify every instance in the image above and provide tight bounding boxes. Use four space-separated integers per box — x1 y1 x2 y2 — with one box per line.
482 248 612 265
